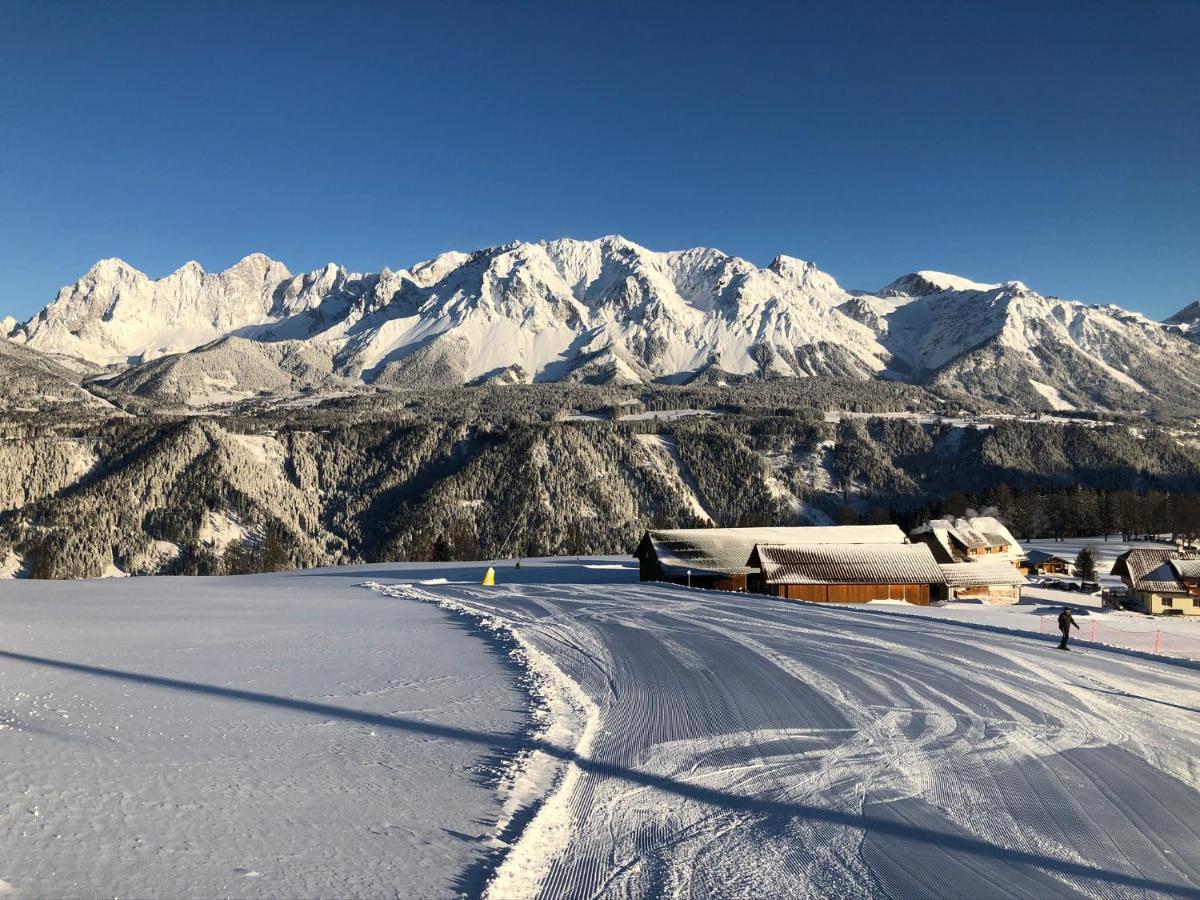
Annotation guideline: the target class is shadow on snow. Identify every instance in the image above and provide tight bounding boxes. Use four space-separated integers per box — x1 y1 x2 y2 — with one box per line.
0 647 1195 897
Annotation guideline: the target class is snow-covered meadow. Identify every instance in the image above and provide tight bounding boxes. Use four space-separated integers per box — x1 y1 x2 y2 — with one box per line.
0 567 531 898
2 557 1199 898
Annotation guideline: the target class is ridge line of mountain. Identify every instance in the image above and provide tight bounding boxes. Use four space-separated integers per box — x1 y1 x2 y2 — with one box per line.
3 236 1199 415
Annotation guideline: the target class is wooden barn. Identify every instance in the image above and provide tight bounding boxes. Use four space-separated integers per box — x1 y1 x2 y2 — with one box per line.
938 561 1028 604
634 524 907 592
745 542 944 605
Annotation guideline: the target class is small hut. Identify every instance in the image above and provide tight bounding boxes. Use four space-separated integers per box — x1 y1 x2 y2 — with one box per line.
1111 550 1200 616
938 561 1028 604
1023 549 1072 576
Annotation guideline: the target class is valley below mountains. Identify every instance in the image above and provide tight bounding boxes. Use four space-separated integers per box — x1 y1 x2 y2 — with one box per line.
4 381 1200 580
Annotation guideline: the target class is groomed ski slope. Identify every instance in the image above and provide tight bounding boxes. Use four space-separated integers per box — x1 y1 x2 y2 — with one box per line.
372 564 1200 899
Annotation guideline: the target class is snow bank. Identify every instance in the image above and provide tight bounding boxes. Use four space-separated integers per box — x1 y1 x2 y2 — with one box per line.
365 582 600 900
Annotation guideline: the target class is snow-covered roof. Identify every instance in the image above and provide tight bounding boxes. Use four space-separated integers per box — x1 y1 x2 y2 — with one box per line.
638 525 907 576
749 542 944 586
911 516 1023 560
1170 559 1200 581
1023 548 1072 565
939 561 1028 588
1112 549 1187 593
912 526 956 562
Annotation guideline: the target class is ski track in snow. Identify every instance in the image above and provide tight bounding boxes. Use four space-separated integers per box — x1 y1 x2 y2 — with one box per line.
372 578 1200 900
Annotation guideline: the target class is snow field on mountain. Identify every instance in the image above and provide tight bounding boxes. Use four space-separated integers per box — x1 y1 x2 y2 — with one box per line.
634 434 713 522
14 236 1200 410
1029 379 1075 410
370 560 1200 899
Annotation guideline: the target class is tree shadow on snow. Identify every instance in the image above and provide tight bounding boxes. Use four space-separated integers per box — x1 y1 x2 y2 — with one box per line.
0 647 1196 898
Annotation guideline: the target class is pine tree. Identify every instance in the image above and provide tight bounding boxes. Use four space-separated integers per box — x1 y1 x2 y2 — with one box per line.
1075 546 1098 584
835 504 860 526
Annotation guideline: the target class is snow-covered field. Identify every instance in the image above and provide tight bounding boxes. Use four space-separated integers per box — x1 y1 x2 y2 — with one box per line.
1025 536 1180 574
851 588 1200 660
3 558 1200 898
0 568 531 898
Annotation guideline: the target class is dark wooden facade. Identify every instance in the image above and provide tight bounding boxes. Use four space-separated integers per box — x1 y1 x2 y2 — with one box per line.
766 582 931 605
635 540 748 592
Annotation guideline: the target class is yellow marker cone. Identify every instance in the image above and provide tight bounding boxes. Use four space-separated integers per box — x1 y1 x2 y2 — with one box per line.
482 566 496 586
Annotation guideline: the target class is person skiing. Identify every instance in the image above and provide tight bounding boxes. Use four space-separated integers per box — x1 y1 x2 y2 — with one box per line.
1057 606 1080 650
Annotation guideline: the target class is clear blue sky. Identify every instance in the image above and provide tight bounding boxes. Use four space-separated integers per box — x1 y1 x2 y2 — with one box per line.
1 0 1197 321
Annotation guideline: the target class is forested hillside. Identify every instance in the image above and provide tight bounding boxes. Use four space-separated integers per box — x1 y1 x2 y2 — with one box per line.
3 385 1200 578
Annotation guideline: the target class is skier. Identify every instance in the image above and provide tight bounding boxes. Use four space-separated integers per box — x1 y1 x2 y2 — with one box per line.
1057 606 1080 650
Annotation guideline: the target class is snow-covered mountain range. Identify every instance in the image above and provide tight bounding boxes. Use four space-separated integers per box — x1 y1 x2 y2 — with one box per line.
6 236 1200 412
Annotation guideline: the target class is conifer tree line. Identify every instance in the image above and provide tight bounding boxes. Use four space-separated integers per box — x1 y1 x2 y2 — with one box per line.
2 390 1199 579
898 484 1200 545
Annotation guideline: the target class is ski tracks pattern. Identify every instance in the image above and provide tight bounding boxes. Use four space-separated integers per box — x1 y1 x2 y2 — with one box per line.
383 582 1200 899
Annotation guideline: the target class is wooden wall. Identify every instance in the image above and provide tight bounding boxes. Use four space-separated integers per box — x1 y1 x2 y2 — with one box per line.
646 570 749 593
773 583 931 605
695 573 748 593
639 556 662 582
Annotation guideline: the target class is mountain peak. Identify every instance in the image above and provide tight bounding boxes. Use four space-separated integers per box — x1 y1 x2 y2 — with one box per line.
84 257 144 280
596 234 643 253
881 270 999 297
169 260 205 278
768 254 816 277
225 253 290 278
1166 300 1200 326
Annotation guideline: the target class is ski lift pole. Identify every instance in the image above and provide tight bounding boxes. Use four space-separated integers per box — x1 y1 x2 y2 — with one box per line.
496 491 535 562
485 486 535 585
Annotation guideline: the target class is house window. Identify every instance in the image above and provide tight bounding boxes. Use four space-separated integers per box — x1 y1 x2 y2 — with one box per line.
1193 598 1200 608
1162 597 1173 608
